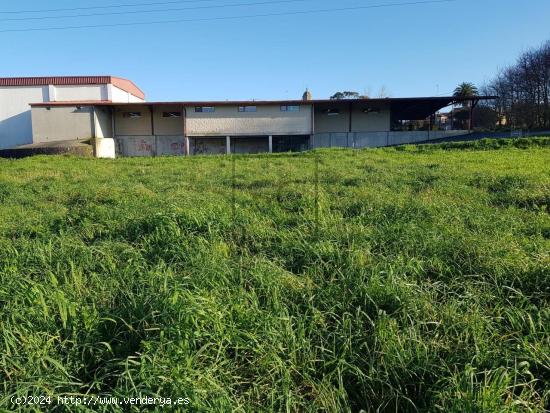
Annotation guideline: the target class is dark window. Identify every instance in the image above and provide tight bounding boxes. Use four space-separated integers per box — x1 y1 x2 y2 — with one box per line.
238 106 257 112
162 111 182 118
326 109 340 116
281 105 300 112
195 106 215 113
123 112 142 118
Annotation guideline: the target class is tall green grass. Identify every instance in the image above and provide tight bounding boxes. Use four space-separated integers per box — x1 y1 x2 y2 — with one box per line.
0 138 549 412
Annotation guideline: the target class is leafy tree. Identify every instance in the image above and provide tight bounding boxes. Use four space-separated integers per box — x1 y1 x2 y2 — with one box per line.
486 40 550 129
330 91 362 100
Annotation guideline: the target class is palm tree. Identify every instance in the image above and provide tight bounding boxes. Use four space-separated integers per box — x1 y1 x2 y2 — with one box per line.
453 82 479 130
453 82 479 98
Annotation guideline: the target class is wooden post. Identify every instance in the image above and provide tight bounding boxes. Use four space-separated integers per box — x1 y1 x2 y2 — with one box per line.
226 136 231 154
268 135 273 153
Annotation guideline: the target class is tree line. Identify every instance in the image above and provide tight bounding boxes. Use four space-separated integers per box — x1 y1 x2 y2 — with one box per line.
330 40 550 131
482 40 550 130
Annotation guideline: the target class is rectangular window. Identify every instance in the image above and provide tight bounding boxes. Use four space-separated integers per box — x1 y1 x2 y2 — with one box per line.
238 106 257 112
195 106 215 113
162 111 182 118
123 112 142 118
281 105 300 112
326 109 340 116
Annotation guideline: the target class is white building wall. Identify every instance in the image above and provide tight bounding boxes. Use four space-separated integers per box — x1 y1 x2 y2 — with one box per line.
186 104 312 136
52 85 107 101
0 86 48 149
110 85 144 103
0 81 144 150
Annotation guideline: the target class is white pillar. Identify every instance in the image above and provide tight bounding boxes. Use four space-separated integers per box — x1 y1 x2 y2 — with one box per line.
47 85 56 102
184 136 190 156
93 138 116 159
268 135 273 153
226 136 231 154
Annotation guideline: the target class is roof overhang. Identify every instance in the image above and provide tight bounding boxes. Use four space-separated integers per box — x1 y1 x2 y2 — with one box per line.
29 95 496 119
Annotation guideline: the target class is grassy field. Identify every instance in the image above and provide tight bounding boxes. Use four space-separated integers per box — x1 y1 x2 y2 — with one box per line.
0 138 549 412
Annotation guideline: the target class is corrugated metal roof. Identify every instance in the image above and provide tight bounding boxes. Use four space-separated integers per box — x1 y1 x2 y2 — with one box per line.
0 76 145 100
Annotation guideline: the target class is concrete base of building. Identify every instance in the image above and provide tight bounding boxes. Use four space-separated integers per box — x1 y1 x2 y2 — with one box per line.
273 135 310 152
115 135 186 157
93 138 116 159
312 130 470 149
190 137 227 155
110 131 472 157
230 136 269 154
0 139 93 159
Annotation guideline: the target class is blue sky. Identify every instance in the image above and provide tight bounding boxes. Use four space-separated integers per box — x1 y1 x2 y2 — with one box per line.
1 0 549 101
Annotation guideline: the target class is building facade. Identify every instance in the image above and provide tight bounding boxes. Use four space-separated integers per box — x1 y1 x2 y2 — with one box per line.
29 96 484 157
0 75 490 156
0 76 145 149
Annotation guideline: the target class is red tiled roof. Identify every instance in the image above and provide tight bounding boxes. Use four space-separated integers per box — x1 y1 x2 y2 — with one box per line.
0 76 145 100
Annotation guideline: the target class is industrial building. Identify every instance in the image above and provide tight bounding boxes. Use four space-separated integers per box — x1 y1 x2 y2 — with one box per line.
0 76 144 150
0 76 491 157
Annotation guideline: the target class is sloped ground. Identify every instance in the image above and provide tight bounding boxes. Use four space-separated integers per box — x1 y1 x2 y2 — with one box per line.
0 138 548 412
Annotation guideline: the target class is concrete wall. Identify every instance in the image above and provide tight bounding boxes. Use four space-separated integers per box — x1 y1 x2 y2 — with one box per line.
186 104 312 136
313 130 471 148
50 84 144 103
116 135 185 157
32 106 94 143
314 102 350 133
156 135 186 156
113 105 184 136
53 85 107 101
314 102 390 133
153 105 184 135
191 137 226 155
355 132 389 148
351 104 390 132
0 86 47 148
114 105 152 136
114 104 311 137
116 135 154 157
